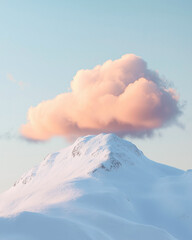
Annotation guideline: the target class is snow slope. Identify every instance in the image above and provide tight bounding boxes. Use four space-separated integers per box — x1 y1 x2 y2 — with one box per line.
0 133 191 240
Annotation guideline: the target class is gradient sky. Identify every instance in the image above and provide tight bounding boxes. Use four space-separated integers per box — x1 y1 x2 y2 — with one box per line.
0 0 192 192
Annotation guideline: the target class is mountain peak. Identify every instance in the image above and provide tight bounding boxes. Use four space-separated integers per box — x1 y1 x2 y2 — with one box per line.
71 133 142 158
13 133 142 189
70 133 144 172
0 134 191 240
0 134 184 218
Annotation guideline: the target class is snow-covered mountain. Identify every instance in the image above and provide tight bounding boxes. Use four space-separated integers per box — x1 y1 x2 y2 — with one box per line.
0 133 191 240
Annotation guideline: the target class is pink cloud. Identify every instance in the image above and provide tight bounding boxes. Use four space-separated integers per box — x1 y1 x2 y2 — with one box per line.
21 54 181 141
7 73 25 89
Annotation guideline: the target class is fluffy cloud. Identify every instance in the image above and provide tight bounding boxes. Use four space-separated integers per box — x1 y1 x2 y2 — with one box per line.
21 54 181 141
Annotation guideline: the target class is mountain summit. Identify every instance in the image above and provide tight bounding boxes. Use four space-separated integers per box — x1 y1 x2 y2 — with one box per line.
0 133 191 240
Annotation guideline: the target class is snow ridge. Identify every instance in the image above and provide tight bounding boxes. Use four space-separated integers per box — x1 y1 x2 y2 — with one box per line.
0 133 191 240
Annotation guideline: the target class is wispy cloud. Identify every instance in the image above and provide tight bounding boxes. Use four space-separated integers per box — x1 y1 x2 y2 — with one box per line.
0 131 43 143
7 73 25 89
0 131 17 141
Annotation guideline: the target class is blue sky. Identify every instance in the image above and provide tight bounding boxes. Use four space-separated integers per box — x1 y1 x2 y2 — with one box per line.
0 0 192 192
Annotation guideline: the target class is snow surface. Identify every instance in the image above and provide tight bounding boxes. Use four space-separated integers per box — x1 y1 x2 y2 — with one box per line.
0 133 191 240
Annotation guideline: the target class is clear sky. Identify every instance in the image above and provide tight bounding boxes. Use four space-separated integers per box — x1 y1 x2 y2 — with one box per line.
0 0 192 192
